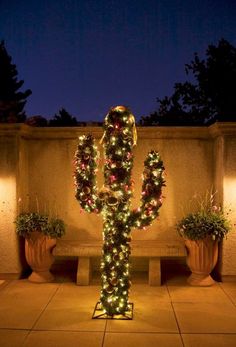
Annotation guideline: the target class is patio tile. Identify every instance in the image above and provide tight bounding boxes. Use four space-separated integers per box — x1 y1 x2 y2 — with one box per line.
46 285 101 314
0 329 29 347
182 333 236 347
130 284 170 303
33 299 106 331
0 280 59 303
168 283 229 303
106 302 178 333
54 282 100 303
0 305 44 329
220 282 236 305
104 332 183 347
164 275 189 286
173 302 236 333
1 275 236 345
23 331 103 347
0 280 60 329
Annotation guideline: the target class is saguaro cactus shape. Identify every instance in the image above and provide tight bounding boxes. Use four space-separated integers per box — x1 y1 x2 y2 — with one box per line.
74 106 165 317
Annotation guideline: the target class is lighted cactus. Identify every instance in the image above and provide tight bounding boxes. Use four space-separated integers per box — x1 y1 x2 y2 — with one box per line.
74 106 165 317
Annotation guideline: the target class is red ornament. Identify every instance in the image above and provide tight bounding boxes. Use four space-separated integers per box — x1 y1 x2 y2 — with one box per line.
110 175 116 183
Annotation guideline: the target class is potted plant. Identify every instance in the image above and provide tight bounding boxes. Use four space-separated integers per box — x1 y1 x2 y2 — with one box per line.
15 212 65 283
176 193 231 286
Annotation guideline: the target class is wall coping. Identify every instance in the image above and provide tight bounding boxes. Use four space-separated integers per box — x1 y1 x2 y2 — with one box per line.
1 122 236 139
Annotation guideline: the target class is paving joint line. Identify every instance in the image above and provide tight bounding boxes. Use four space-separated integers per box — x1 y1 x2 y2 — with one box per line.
166 284 185 347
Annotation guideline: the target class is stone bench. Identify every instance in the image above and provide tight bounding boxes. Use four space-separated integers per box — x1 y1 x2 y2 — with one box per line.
53 240 186 286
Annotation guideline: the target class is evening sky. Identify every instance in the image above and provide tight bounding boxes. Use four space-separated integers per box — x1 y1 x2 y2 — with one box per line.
1 0 236 121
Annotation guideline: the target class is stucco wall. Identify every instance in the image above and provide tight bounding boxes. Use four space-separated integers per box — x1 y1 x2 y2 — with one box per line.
0 123 236 277
0 128 22 275
23 127 213 243
221 136 236 275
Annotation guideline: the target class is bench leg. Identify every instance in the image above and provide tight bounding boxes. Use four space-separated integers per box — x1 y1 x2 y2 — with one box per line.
149 257 161 286
76 257 91 285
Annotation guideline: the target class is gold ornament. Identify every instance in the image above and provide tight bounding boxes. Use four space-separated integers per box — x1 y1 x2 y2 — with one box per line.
83 186 91 195
110 277 118 286
106 285 114 294
83 154 90 161
98 186 110 200
107 196 118 206
80 194 88 201
99 191 108 200
113 253 120 261
112 105 126 112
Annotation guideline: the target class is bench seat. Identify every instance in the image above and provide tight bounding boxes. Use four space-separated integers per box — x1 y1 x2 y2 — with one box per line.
53 240 186 286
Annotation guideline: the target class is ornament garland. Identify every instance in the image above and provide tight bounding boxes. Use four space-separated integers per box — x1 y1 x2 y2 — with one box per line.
74 105 165 317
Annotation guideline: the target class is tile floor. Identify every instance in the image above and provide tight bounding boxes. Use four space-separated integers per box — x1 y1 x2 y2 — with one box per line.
0 265 236 347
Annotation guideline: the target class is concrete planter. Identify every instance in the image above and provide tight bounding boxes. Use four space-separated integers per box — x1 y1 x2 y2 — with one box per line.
25 231 56 283
185 237 218 286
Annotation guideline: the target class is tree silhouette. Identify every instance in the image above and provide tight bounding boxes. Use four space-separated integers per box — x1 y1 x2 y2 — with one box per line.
0 40 31 123
49 108 78 126
141 39 236 126
25 115 48 127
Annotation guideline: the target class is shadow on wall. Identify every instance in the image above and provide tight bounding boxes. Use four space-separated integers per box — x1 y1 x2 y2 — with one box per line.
63 225 102 241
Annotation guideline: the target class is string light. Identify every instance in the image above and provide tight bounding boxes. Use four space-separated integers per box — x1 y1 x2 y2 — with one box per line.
74 106 165 316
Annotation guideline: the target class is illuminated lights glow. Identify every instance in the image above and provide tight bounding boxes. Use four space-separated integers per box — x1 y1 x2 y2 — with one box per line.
74 106 165 317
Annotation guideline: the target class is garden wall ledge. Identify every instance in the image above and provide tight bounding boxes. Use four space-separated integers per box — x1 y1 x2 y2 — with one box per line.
1 122 236 140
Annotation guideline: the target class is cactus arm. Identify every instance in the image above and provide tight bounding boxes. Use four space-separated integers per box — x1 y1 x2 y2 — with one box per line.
74 134 102 213
129 150 165 229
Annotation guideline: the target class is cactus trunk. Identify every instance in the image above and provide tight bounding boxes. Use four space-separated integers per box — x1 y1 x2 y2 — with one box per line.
100 208 132 315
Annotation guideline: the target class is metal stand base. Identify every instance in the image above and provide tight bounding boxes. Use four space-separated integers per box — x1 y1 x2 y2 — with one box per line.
92 301 134 320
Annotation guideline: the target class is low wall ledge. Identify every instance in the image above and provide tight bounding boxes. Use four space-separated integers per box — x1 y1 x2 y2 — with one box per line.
1 122 236 139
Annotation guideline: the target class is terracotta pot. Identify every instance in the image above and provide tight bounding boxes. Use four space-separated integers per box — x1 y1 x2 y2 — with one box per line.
185 237 218 286
25 231 56 283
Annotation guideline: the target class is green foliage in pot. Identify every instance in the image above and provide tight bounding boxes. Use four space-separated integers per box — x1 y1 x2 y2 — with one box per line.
15 212 66 239
176 193 232 241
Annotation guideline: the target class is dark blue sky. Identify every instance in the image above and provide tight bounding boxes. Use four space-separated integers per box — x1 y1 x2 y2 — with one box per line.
1 0 236 121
